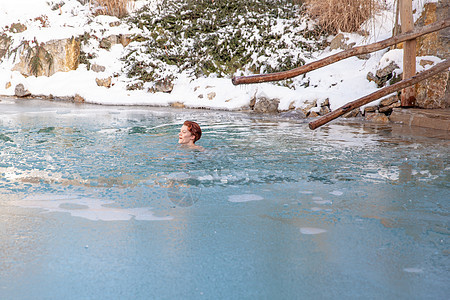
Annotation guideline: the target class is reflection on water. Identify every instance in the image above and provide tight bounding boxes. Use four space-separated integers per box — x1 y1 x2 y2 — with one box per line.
0 99 448 213
9 194 172 221
0 98 449 299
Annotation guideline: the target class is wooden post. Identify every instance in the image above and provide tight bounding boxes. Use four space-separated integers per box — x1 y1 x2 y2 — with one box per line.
400 0 416 106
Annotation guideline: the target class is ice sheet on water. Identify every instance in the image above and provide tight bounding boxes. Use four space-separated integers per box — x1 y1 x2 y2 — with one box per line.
363 167 400 182
377 168 400 181
403 268 423 273
228 194 264 203
299 190 313 194
314 200 333 205
330 190 344 196
300 227 327 235
10 194 172 221
198 175 214 181
311 207 332 212
166 172 191 181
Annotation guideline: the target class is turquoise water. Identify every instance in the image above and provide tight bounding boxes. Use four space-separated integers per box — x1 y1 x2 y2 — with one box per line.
0 98 449 299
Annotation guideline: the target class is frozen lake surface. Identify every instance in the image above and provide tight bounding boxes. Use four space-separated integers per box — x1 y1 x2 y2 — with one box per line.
0 98 449 299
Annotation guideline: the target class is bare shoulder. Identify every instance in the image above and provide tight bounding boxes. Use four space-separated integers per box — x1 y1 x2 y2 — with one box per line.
180 144 205 151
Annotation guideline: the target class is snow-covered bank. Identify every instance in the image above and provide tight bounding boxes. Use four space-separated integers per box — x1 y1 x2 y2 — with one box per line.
0 0 439 112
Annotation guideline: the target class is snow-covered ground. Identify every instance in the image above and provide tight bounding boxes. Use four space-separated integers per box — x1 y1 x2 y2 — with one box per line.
0 0 440 111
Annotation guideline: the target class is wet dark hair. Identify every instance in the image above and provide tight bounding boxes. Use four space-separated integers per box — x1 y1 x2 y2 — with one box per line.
183 120 202 143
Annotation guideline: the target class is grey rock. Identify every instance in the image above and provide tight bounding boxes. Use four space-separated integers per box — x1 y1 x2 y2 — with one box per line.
207 92 216 100
95 77 112 88
330 33 345 50
366 72 377 83
379 102 401 113
127 82 144 91
171 102 185 108
416 70 449 108
365 112 389 123
99 37 112 49
9 23 27 33
74 94 85 103
357 53 371 60
302 99 318 113
342 108 361 118
100 34 132 49
344 42 356 50
380 95 399 107
0 35 11 60
319 106 331 115
376 61 399 78
154 77 174 93
308 111 319 118
253 97 280 113
320 98 330 107
249 96 256 109
91 64 106 73
364 105 378 114
367 61 401 88
14 84 31 97
280 110 306 119
12 37 80 77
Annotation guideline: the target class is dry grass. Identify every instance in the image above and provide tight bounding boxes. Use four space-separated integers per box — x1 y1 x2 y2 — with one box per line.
304 0 380 34
93 0 133 18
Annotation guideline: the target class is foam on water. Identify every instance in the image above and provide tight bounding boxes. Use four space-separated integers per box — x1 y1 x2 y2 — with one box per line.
300 227 327 235
166 172 191 181
330 190 344 196
403 268 424 273
198 175 215 181
10 194 172 221
228 194 264 203
377 168 400 181
311 207 332 212
299 191 313 194
314 200 333 205
363 167 400 182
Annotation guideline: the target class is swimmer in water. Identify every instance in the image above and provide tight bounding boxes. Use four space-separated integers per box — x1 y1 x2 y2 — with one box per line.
178 120 204 150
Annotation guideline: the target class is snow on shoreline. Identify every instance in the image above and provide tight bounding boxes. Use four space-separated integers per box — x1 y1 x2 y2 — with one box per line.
0 0 437 111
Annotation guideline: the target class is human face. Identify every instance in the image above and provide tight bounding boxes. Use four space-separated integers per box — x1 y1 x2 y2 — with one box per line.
178 125 195 145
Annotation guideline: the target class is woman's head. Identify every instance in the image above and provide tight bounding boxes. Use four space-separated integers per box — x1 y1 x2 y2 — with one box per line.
179 120 202 145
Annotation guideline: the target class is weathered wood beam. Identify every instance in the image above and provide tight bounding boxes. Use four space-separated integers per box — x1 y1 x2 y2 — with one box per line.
308 58 450 130
400 0 416 106
232 19 450 85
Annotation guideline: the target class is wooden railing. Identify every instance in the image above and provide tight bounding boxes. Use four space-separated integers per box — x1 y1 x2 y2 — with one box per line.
308 59 450 130
231 19 450 130
232 20 449 85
